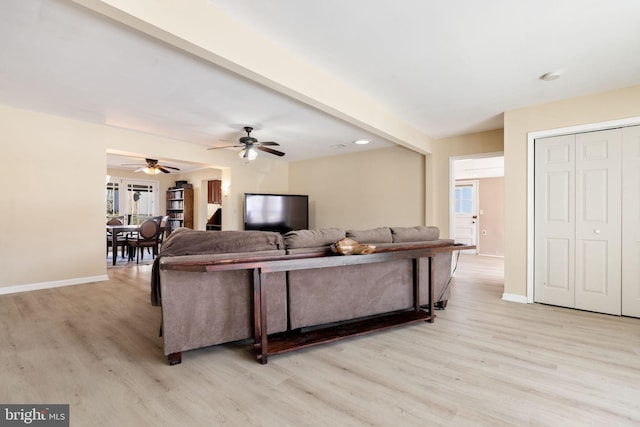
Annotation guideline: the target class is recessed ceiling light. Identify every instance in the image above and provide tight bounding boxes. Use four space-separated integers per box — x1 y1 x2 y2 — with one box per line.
540 71 562 81
353 139 371 145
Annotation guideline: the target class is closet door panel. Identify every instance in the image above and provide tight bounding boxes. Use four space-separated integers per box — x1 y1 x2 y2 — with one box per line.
534 135 575 307
575 129 621 315
622 125 640 317
544 238 572 292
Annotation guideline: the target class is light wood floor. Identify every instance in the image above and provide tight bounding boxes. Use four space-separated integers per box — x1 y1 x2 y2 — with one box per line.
2 255 639 426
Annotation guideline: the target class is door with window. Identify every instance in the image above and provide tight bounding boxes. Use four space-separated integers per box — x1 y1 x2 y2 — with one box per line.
454 180 478 254
106 177 159 224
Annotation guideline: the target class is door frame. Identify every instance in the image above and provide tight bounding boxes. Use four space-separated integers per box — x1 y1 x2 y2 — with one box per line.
448 152 504 249
526 116 640 303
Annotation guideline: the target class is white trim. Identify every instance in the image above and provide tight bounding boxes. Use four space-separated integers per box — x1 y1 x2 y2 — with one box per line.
527 130 536 303
526 116 640 304
0 275 108 295
502 293 528 304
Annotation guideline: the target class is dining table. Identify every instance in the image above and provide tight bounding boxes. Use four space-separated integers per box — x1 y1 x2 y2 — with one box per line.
106 224 140 265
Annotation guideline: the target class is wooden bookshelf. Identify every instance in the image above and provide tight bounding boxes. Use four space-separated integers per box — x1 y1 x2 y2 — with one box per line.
166 188 193 233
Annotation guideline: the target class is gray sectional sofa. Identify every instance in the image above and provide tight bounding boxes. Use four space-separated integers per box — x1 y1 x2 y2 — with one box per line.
152 226 454 364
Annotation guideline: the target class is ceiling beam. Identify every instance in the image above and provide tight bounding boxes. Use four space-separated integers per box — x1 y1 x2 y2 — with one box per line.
72 0 432 154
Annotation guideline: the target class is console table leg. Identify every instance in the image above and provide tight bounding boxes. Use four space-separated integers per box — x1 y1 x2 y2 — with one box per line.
259 270 268 363
167 352 182 365
428 256 435 323
413 259 420 311
252 269 262 348
253 268 269 364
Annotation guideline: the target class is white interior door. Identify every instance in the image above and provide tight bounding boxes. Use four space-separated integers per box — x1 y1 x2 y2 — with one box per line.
574 129 621 315
454 181 478 254
534 135 576 308
622 125 640 317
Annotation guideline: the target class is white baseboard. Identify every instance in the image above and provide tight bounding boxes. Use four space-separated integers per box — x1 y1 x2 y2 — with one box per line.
0 275 109 295
502 293 528 304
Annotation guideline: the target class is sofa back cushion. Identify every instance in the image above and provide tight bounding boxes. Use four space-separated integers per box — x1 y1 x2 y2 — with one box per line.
283 228 346 249
391 226 439 242
160 228 285 256
346 227 393 244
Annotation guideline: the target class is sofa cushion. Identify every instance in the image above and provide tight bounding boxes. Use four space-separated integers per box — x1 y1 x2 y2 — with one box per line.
283 228 346 249
160 228 284 255
391 226 439 242
346 227 393 244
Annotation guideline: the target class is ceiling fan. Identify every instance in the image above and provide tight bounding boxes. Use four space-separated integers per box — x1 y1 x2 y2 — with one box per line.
123 158 180 174
208 126 285 160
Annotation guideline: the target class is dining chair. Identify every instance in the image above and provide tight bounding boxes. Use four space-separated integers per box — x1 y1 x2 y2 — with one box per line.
106 217 128 259
157 215 170 248
126 218 162 264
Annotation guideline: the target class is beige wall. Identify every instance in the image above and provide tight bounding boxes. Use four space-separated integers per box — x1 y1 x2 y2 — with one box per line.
477 177 504 257
289 146 425 229
0 107 107 288
0 105 288 291
504 84 640 299
427 129 504 237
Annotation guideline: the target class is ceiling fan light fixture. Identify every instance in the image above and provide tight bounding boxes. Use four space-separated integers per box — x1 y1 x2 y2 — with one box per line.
143 166 161 175
238 147 258 161
209 127 285 158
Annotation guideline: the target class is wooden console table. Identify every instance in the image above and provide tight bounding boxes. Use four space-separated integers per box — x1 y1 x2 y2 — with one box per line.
161 244 473 364
252 244 472 364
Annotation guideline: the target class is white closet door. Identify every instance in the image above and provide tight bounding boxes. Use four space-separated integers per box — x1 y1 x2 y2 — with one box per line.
574 129 622 315
622 125 640 317
534 135 575 307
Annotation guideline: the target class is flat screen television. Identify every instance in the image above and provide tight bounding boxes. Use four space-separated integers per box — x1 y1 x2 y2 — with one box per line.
244 193 309 234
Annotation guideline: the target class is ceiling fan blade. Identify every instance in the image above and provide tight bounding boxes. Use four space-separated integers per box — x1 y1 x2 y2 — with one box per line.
257 141 279 146
134 167 146 172
161 165 180 170
257 146 285 157
157 166 171 173
207 145 243 150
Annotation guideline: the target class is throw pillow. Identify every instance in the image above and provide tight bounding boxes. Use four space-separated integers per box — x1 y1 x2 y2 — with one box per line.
283 228 346 249
346 227 393 243
391 226 439 243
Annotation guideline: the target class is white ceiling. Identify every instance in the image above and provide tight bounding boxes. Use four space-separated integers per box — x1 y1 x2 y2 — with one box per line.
2 0 640 170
